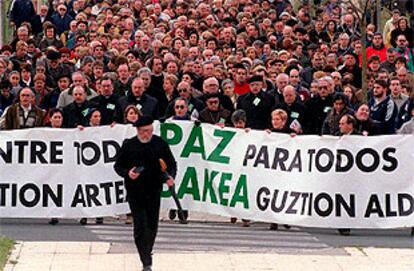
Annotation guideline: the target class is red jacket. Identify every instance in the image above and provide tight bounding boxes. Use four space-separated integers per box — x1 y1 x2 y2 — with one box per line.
366 46 388 62
233 80 250 95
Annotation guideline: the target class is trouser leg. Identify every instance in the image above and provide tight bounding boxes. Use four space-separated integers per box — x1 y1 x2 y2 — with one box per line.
129 202 160 267
145 203 160 257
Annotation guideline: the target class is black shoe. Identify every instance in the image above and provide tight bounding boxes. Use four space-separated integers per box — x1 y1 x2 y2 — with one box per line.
183 210 189 219
142 265 152 271
337 228 351 236
242 219 250 227
48 218 59 225
169 209 176 220
283 224 291 229
269 223 278 231
80 218 87 225
177 210 188 224
95 217 103 224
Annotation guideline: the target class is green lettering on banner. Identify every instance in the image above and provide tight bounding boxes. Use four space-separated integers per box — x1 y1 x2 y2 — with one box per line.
160 123 183 145
177 167 200 200
230 175 249 209
207 129 236 164
202 168 219 204
180 126 206 159
160 187 171 197
218 172 232 205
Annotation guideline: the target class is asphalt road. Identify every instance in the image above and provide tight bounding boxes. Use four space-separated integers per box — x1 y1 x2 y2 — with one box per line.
0 217 412 255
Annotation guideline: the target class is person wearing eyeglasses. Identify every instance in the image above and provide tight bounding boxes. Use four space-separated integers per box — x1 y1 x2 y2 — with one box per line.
201 77 234 112
1 87 46 130
394 34 414 73
114 116 177 271
390 18 414 49
305 77 334 135
199 92 231 127
169 97 197 121
51 4 74 36
164 81 204 119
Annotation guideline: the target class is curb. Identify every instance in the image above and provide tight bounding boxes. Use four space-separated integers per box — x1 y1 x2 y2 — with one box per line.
4 241 22 271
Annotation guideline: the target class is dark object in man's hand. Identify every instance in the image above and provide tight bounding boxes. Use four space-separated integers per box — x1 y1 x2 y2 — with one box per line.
134 166 145 174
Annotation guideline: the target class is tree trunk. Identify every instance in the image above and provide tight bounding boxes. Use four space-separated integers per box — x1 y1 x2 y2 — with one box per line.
360 19 368 103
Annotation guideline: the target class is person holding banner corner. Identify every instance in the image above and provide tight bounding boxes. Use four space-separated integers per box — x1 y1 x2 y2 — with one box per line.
114 115 177 271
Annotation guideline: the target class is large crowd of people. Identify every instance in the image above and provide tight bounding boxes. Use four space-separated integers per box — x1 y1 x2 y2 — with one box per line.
1 0 414 231
1 0 413 135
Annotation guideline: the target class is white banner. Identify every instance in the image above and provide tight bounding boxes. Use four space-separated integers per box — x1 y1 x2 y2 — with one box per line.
0 121 413 228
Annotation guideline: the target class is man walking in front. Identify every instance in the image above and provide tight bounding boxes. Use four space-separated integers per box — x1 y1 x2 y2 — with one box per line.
114 116 177 271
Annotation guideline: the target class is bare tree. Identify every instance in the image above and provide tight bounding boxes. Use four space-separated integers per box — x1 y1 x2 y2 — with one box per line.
342 0 379 102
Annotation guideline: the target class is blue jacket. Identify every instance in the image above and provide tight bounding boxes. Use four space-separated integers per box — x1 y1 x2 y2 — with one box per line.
9 0 36 27
368 96 398 134
51 13 73 35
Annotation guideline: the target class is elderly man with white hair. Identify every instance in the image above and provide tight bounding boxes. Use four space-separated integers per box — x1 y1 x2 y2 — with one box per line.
201 77 234 112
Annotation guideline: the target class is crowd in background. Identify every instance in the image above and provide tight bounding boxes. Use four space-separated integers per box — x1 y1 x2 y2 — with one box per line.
0 0 414 136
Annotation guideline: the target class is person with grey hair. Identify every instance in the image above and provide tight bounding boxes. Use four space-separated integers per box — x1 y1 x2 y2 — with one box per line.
228 108 251 226
1 87 46 130
230 109 247 128
164 81 204 119
62 85 93 128
118 77 159 119
201 76 234 112
57 71 98 108
137 67 152 77
320 75 335 95
222 79 237 105
203 76 220 94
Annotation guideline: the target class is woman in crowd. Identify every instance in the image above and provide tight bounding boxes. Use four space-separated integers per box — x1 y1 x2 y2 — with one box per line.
229 109 251 227
48 108 65 225
124 105 142 125
266 109 296 135
78 109 104 225
343 84 360 110
123 105 142 224
354 103 379 136
321 20 338 44
266 109 296 230
221 79 237 107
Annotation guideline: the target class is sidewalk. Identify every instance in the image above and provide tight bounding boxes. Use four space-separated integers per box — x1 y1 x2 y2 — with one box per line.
4 241 413 271
3 211 414 271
